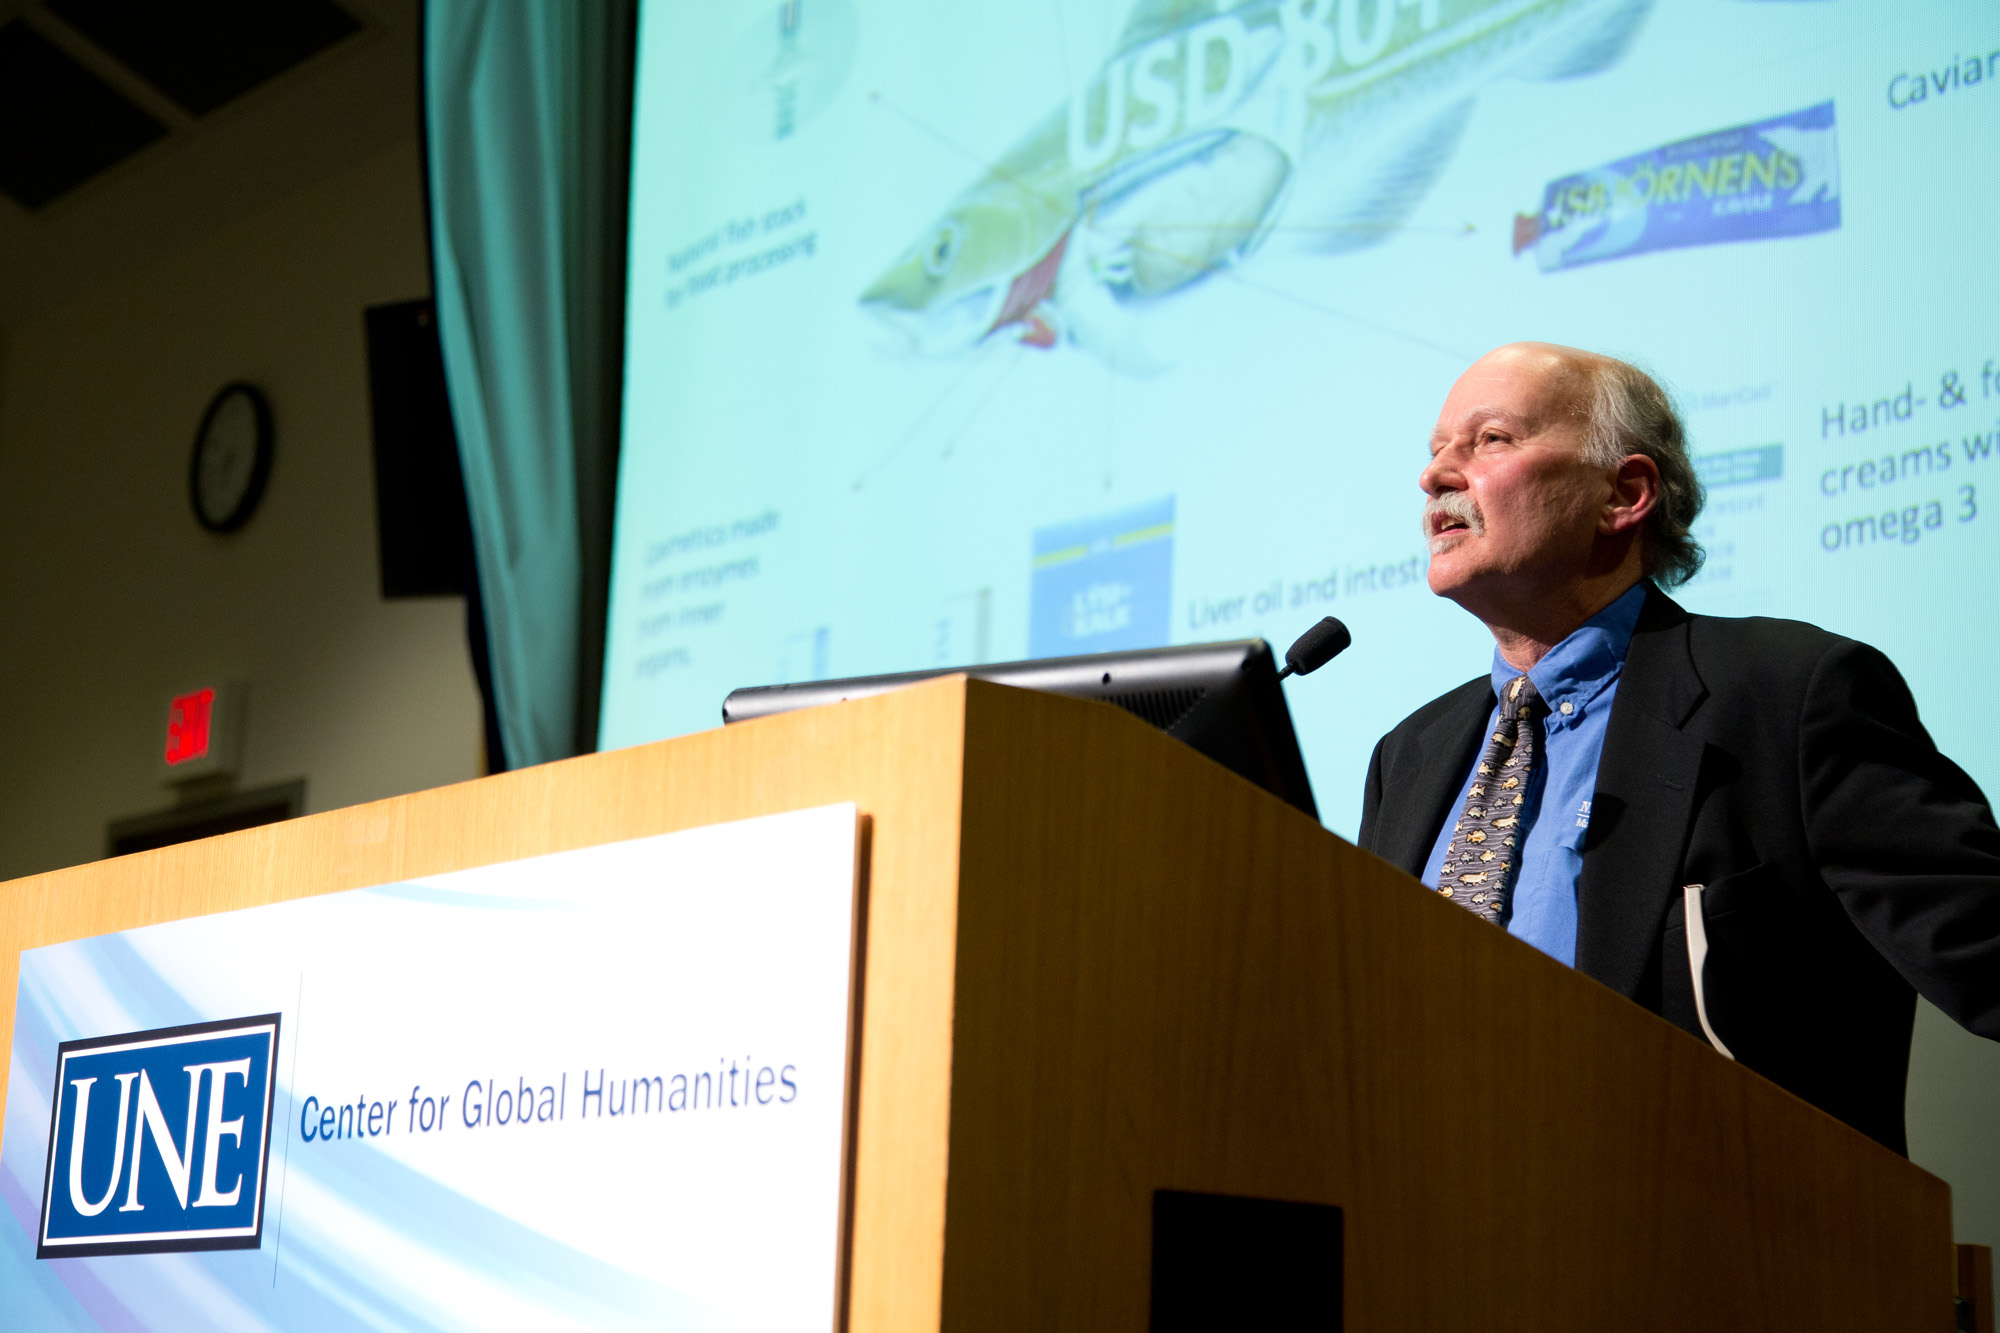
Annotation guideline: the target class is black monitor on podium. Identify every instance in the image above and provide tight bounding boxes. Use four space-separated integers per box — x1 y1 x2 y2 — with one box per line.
722 638 1319 819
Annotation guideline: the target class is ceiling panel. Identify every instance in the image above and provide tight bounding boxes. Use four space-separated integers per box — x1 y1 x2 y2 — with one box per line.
0 18 166 210
46 0 363 116
0 0 417 326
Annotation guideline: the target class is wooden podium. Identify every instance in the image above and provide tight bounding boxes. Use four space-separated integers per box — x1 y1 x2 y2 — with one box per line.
0 678 1962 1330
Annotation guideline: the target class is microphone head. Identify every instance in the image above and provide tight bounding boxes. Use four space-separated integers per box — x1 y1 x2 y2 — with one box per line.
1284 617 1352 677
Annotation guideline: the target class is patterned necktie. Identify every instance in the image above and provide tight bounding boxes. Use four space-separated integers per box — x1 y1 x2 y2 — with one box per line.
1437 674 1546 924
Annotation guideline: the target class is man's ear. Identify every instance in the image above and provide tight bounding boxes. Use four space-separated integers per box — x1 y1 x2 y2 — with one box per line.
1601 454 1662 536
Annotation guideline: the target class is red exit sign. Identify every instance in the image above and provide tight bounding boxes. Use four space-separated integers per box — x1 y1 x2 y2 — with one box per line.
165 688 215 766
160 682 245 782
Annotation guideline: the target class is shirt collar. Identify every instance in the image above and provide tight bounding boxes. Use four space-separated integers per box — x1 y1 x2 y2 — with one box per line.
1490 581 1649 720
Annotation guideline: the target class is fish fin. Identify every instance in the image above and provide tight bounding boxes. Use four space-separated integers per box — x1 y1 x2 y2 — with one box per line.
1510 0 1656 81
1292 97 1473 255
1512 212 1544 256
1051 243 1172 376
1019 312 1060 348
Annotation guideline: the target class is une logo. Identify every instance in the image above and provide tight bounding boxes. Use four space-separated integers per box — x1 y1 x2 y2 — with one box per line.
39 1015 280 1258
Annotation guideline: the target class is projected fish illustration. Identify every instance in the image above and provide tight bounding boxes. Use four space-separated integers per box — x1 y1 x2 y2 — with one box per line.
861 0 1654 371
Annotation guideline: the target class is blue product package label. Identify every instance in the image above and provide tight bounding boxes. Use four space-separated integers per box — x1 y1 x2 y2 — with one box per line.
1515 102 1839 272
1029 497 1174 657
1694 444 1784 488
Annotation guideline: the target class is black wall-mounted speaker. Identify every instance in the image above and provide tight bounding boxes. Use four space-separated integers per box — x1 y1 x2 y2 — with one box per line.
364 299 469 599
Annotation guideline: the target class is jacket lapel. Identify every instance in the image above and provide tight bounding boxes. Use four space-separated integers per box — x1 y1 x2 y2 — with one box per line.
1376 678 1492 877
1575 586 1709 997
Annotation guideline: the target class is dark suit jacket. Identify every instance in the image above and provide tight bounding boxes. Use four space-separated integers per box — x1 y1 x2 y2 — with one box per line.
1358 583 2000 1152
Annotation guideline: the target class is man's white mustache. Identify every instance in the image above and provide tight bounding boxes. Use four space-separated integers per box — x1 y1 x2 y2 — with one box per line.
1423 492 1484 550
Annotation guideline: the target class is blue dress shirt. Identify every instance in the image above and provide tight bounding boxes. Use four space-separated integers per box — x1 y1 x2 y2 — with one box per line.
1420 581 1649 966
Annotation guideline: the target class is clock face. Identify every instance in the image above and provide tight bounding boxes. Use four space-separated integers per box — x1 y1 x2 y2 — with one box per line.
191 385 272 532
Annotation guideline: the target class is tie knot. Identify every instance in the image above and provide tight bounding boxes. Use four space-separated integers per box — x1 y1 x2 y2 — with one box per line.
1501 674 1545 722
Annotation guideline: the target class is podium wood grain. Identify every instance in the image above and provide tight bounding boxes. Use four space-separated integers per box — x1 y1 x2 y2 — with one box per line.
0 677 1956 1330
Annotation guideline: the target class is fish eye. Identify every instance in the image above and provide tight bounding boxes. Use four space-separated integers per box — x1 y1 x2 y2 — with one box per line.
923 220 962 278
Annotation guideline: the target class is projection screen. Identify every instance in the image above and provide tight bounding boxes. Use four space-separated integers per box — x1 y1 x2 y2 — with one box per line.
600 0 2000 836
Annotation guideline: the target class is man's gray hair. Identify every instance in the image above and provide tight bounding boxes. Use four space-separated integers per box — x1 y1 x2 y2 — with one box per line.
1578 358 1705 587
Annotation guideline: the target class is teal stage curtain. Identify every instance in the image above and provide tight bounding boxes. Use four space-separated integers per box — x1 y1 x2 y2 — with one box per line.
424 0 636 769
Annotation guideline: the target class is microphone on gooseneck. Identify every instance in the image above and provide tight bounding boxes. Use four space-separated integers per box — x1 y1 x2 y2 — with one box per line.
1277 616 1352 681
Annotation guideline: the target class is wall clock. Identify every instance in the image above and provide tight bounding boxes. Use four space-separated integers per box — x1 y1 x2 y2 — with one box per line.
190 383 274 533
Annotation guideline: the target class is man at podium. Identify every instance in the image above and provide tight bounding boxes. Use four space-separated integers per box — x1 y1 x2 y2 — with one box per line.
1357 341 2000 1153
